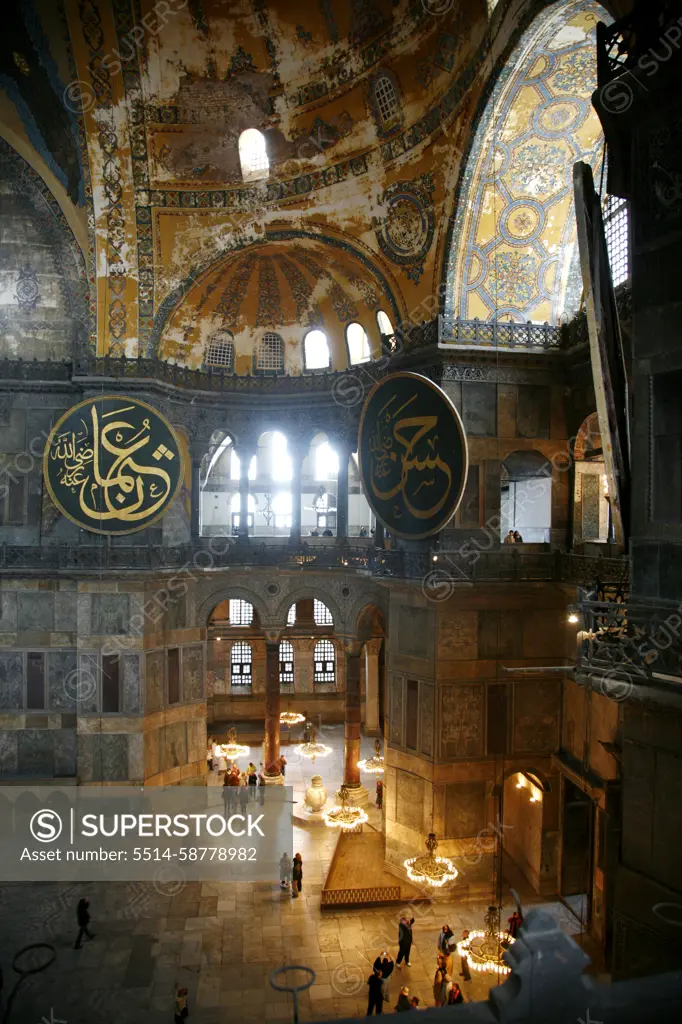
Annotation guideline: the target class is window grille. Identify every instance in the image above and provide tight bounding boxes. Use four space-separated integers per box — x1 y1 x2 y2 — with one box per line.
314 639 335 684
257 332 284 371
603 195 629 288
314 599 333 626
287 604 296 626
231 642 252 687
229 599 254 626
279 640 295 687
239 128 269 181
205 332 235 370
375 74 400 126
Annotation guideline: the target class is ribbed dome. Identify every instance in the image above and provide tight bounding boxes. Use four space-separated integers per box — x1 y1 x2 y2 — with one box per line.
159 235 401 374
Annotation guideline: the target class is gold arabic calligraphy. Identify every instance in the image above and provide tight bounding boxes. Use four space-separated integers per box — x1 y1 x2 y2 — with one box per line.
368 393 452 520
50 404 175 524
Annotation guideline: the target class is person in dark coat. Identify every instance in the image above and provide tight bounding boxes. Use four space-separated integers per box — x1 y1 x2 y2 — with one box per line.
438 924 454 956
507 909 523 939
459 930 471 982
448 981 464 1005
372 951 394 1001
366 967 384 1015
395 986 411 1011
174 985 189 1022
396 916 414 967
376 778 383 809
292 852 303 898
74 897 95 949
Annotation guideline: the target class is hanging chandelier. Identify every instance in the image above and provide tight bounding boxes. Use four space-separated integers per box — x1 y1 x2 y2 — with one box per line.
220 727 250 760
357 738 385 775
280 710 305 726
457 906 514 975
404 833 458 888
322 785 369 830
294 725 332 763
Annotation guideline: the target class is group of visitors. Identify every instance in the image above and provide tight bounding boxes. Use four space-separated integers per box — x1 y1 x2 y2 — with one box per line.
503 530 524 544
367 950 421 1014
278 851 303 898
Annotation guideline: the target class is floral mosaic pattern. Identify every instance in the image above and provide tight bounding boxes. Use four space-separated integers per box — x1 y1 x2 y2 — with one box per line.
447 0 608 325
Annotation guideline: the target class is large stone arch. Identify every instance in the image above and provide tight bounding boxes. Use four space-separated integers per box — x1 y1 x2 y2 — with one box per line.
275 585 344 632
197 583 271 629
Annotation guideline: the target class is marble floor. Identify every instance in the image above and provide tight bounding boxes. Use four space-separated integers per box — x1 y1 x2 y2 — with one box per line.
0 729 596 1023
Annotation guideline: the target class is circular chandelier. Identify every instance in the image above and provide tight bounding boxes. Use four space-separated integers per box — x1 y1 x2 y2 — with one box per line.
294 725 331 763
220 727 250 760
322 785 369 830
357 738 385 775
280 710 305 726
457 906 514 975
404 833 458 888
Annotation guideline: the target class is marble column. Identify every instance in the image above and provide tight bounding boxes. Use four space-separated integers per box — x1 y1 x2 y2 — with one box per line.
237 444 256 541
263 640 283 783
364 638 383 736
343 648 368 806
289 441 305 544
336 447 350 540
190 444 203 540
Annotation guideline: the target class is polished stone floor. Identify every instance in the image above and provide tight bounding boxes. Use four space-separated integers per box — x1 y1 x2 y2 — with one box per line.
0 728 596 1023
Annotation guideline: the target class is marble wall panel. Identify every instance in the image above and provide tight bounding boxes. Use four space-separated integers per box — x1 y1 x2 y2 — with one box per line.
389 676 404 746
396 771 425 834
77 653 99 714
18 592 53 632
0 593 17 632
397 607 431 658
122 654 142 713
0 731 18 774
78 734 100 782
437 611 478 661
54 591 77 632
17 729 53 776
462 382 497 436
517 385 550 438
0 652 22 709
182 645 204 701
441 683 484 758
160 721 187 773
421 683 434 757
91 594 131 635
54 729 77 777
47 651 78 711
101 734 129 780
444 781 487 838
145 651 164 712
513 680 561 754
128 733 144 782
144 728 159 779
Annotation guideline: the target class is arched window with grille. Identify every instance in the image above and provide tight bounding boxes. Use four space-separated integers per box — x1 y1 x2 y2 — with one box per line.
346 322 371 365
287 603 296 626
239 128 269 182
257 332 284 373
314 639 335 685
204 331 235 371
231 641 252 689
314 599 333 626
229 599 254 626
303 329 330 371
373 73 401 131
279 640 295 690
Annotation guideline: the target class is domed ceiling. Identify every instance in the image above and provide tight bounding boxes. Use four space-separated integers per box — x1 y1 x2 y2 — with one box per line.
158 233 402 373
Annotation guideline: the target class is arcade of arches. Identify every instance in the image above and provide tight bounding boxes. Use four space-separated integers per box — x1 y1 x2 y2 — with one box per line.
1 0 682 1021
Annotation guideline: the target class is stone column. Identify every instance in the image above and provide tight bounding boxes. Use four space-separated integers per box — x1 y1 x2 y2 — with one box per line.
342 645 368 806
336 446 350 541
237 443 256 541
364 638 383 736
263 638 283 783
190 443 204 540
289 440 306 544
374 520 384 548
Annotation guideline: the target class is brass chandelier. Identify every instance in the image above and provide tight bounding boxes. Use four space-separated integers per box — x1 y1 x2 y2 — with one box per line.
357 738 385 775
457 906 514 975
294 724 332 763
322 784 369 830
280 710 305 726
220 727 250 760
404 832 458 888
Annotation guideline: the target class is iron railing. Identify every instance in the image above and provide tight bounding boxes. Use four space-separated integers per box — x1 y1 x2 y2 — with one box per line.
438 317 561 351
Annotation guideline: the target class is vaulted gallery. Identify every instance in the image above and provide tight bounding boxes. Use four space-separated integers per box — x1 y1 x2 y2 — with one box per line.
0 1 681 1021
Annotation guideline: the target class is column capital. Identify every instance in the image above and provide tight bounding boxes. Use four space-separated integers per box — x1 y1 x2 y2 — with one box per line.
364 637 384 656
263 629 283 645
340 636 363 658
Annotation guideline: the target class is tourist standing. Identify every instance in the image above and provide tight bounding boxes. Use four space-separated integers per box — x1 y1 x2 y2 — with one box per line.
292 852 303 898
433 956 449 1007
438 924 454 956
174 985 189 1022
372 950 394 1002
409 996 421 1010
376 778 383 809
279 853 291 893
448 981 464 1005
459 930 472 982
74 897 95 949
279 754 287 777
207 737 214 773
366 968 384 1015
395 986 411 1011
222 775 233 818
396 915 414 967
507 909 523 939
513 530 523 543
504 530 515 544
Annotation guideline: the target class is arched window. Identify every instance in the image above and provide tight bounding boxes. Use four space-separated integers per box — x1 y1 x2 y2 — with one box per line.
603 195 629 287
303 329 330 371
314 639 335 684
205 331 234 370
231 641 252 689
346 322 370 365
257 332 284 372
239 128 269 182
270 432 293 482
273 491 292 528
230 493 255 534
229 599 254 626
287 603 296 626
374 73 400 130
314 599 333 626
315 441 339 481
279 639 294 689
377 310 395 339
501 450 552 544
230 451 257 482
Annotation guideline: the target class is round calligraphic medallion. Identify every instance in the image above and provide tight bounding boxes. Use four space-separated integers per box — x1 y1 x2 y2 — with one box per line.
358 373 468 540
43 396 184 535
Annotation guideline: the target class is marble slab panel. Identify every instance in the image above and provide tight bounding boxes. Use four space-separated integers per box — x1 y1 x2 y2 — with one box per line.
0 593 17 632
47 650 78 712
54 729 77 777
0 731 18 774
0 652 22 709
182 645 204 701
18 592 53 632
91 593 131 635
17 729 54 776
122 654 142 713
101 733 129 781
54 591 77 632
145 650 164 712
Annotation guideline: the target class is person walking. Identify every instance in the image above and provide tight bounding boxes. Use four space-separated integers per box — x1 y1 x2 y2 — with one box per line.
257 768 266 805
433 956 449 1007
207 737 214 773
372 951 394 1003
74 897 95 949
376 778 383 809
459 930 472 982
279 852 291 893
396 916 414 967
174 985 189 1022
438 924 454 956
394 986 411 1012
366 967 384 1016
292 852 303 898
222 774 233 819
278 754 287 778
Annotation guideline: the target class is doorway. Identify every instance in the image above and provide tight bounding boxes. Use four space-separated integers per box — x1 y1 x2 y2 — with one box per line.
561 778 593 926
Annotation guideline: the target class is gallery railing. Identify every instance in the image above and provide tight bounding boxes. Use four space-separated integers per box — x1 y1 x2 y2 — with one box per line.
0 541 629 587
438 316 561 351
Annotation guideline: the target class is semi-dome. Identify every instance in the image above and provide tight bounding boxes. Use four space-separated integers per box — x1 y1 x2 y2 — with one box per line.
158 234 402 374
